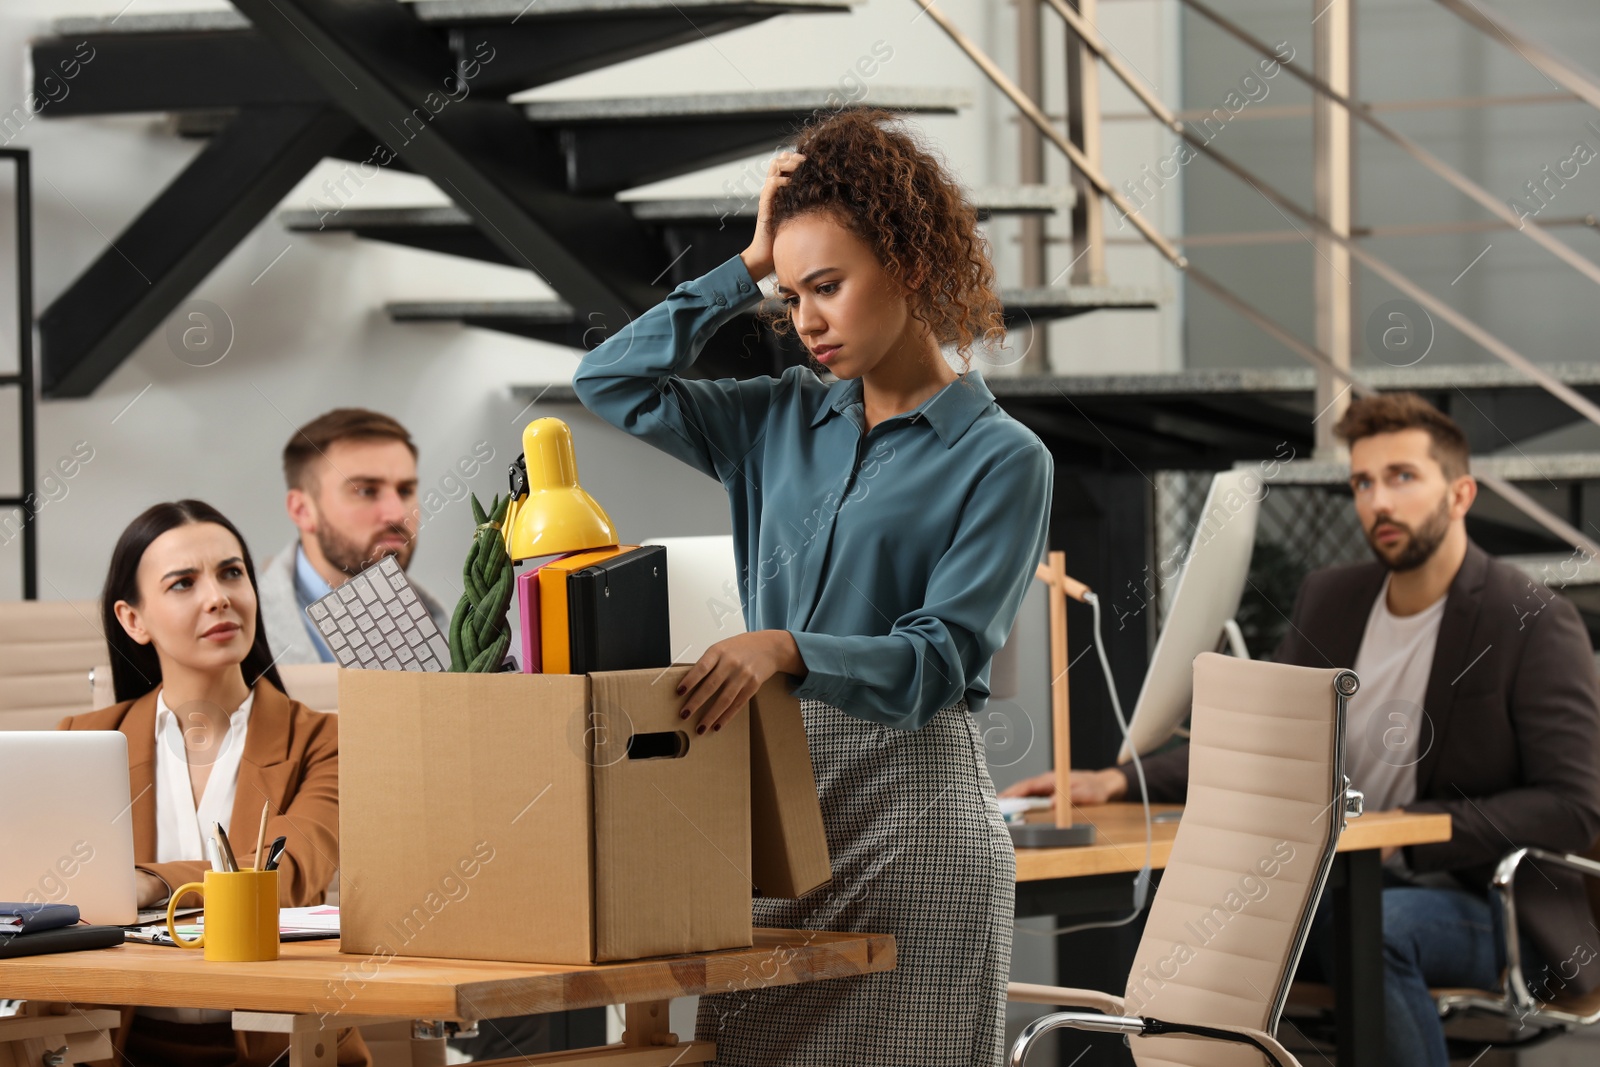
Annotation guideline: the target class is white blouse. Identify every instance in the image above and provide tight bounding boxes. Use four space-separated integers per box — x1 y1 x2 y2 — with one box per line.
153 686 254 864
144 685 255 1025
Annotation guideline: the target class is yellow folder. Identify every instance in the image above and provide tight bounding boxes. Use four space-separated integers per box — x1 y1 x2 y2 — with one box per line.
538 545 635 674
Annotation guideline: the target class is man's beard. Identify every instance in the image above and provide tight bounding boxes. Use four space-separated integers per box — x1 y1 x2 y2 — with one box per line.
315 521 413 578
1365 494 1451 573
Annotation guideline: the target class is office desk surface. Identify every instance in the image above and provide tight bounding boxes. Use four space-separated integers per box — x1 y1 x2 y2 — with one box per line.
0 928 893 1022
1015 803 1452 881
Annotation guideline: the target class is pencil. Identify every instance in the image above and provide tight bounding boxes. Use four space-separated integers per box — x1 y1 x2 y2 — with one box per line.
254 800 270 871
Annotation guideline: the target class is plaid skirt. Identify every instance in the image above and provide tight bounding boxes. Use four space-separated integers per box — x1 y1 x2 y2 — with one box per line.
696 696 1015 1066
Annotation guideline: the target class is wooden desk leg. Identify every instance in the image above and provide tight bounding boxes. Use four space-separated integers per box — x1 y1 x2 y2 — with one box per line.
235 1012 414 1067
0 1011 118 1067
1331 850 1385 1067
288 1029 337 1067
621 1001 675 1047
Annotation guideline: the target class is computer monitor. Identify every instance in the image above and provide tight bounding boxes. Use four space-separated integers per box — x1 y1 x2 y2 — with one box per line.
1117 468 1261 763
0 731 138 925
640 535 747 664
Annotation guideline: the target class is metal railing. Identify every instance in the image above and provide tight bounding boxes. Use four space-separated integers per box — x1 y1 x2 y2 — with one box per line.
917 0 1600 560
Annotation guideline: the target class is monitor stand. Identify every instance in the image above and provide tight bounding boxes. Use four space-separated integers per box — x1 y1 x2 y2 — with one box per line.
1007 823 1096 848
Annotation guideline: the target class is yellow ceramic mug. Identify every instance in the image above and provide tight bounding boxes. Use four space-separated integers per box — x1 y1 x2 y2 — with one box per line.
166 869 279 962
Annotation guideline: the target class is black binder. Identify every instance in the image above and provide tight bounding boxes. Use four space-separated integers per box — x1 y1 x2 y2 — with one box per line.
567 545 671 674
0 924 125 959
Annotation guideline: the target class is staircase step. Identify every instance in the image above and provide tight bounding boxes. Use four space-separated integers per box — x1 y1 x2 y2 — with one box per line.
1262 452 1600 485
50 0 856 107
280 184 1072 234
182 88 967 193
386 283 1159 342
278 184 1074 268
1501 552 1600 587
520 86 967 123
54 0 855 34
411 0 857 20
517 87 968 192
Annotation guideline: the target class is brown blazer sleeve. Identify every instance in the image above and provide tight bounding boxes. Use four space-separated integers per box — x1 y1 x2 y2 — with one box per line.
61 686 343 909
1404 594 1600 872
262 709 341 907
138 706 341 908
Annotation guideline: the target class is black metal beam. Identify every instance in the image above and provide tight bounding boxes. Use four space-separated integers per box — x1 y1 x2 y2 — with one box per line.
39 105 358 397
228 0 663 329
33 32 327 115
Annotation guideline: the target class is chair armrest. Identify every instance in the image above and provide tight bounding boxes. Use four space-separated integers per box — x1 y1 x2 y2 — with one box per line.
1141 1018 1302 1067
1494 846 1600 887
1008 1007 1301 1067
1488 846 1600 1017
1006 983 1125 1015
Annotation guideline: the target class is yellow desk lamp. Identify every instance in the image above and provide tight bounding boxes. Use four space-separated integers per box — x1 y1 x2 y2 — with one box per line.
503 418 618 561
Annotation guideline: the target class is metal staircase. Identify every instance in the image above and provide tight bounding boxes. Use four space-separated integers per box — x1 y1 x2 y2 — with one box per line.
31 0 1162 395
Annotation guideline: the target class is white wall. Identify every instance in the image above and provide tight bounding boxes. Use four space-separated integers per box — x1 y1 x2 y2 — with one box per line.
0 1 1177 1048
0 0 1182 607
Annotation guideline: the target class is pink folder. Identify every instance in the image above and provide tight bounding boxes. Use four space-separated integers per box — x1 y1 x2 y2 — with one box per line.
517 553 580 673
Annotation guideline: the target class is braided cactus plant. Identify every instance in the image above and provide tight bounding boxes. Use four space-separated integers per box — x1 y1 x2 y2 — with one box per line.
448 492 515 672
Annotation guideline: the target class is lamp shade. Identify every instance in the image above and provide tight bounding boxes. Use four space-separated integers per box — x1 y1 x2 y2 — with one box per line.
503 418 618 561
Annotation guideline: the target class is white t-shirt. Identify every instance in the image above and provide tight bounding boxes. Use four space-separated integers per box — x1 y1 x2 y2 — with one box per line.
1347 574 1447 814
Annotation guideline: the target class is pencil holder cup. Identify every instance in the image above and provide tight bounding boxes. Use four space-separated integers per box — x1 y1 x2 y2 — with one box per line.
166 869 279 962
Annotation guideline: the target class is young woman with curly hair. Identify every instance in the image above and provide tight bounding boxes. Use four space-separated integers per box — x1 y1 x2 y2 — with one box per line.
573 108 1053 1066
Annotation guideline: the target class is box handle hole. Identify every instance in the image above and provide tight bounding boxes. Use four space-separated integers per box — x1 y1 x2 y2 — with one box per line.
626 731 690 760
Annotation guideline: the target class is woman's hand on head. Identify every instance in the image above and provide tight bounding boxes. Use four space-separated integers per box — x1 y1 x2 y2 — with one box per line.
740 151 806 282
677 630 800 735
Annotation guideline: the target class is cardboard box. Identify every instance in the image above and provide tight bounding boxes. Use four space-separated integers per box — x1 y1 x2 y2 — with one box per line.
747 675 831 900
338 664 829 965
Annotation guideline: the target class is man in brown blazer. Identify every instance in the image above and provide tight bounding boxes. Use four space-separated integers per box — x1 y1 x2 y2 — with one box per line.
1006 393 1600 1066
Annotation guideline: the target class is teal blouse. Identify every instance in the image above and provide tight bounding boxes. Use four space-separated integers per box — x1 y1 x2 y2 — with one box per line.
571 252 1054 730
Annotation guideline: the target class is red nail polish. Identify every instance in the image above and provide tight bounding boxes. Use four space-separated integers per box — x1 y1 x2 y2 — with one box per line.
713 723 722 732
680 709 690 719
676 685 685 695
696 725 706 735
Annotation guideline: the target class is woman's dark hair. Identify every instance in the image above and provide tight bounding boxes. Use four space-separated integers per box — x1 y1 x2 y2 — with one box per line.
101 499 285 704
759 107 1006 369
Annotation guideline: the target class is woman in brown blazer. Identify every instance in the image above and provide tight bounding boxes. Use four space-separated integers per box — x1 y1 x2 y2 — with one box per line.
58 499 368 1067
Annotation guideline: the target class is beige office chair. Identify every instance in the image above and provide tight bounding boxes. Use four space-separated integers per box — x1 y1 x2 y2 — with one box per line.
1284 842 1600 1053
90 660 340 712
1009 652 1362 1066
1418 841 1600 1042
0 600 107 728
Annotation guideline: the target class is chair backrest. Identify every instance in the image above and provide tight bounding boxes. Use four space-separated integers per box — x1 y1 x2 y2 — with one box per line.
1584 839 1600 938
278 662 339 712
0 600 107 729
93 661 340 714
1124 651 1355 1066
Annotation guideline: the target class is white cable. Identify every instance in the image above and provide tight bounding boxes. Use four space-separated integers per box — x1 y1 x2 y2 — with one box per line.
1035 589 1155 937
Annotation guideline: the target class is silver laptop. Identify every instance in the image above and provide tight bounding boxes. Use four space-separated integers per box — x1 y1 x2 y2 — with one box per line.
0 732 138 925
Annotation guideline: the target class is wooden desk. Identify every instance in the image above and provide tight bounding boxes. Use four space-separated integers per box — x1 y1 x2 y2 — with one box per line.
0 928 893 1066
1014 803 1452 881
1011 803 1451 1067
